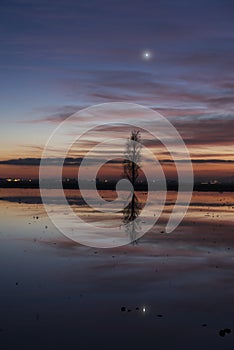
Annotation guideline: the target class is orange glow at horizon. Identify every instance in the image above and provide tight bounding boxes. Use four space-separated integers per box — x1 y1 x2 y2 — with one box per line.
1 161 234 181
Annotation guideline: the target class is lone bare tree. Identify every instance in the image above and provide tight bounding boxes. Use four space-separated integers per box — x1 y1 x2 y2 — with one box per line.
123 130 142 187
123 130 142 244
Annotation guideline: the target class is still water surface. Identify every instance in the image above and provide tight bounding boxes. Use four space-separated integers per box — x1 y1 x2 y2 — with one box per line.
0 189 234 349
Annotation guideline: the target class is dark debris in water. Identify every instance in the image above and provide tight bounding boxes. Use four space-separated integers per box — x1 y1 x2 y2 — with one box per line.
219 328 232 337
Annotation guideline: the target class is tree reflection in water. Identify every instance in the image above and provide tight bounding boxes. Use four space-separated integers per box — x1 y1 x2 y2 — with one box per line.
122 192 143 244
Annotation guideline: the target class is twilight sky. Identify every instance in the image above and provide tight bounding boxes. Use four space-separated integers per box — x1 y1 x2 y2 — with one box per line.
0 0 234 180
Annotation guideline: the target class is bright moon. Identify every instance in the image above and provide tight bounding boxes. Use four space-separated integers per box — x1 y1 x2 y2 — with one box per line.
142 51 151 60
